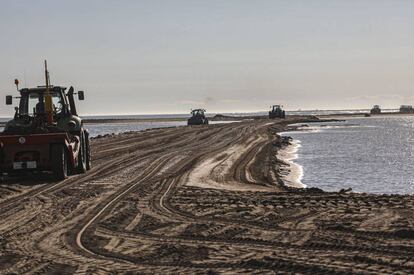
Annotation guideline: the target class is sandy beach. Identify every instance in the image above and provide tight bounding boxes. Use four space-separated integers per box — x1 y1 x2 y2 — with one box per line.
0 117 413 274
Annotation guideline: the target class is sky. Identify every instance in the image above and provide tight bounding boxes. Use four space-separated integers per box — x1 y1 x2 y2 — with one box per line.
1 0 413 116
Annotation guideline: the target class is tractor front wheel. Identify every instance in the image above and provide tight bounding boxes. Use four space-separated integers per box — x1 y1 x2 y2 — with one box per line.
51 144 68 180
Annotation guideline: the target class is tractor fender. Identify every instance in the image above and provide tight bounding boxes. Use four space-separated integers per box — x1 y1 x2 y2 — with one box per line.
68 135 81 169
51 135 80 170
57 115 82 133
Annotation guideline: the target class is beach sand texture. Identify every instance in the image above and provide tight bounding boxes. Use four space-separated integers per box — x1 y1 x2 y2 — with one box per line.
0 118 413 274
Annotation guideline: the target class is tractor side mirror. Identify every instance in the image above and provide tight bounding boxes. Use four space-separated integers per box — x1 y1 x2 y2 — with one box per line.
6 95 12 105
78 91 85 100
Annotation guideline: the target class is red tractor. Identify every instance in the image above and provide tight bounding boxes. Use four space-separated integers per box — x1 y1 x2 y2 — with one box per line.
0 61 90 180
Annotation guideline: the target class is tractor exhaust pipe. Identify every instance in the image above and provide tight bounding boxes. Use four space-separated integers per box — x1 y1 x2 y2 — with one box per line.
44 60 53 124
67 86 77 116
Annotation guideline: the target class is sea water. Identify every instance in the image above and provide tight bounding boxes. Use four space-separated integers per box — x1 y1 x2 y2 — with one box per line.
282 116 414 194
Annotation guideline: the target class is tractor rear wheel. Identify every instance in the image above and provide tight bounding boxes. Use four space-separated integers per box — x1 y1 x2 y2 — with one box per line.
77 132 87 174
85 131 91 170
51 144 68 180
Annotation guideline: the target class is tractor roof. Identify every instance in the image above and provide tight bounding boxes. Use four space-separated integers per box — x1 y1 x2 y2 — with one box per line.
19 86 67 93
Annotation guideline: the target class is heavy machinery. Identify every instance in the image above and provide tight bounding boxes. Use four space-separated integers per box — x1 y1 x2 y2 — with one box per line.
269 105 286 119
187 109 209 126
370 105 381 114
400 105 414 113
0 61 90 180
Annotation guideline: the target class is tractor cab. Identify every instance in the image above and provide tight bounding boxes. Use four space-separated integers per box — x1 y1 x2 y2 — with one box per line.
4 86 84 135
269 105 286 119
191 109 205 118
187 109 209 126
18 86 69 116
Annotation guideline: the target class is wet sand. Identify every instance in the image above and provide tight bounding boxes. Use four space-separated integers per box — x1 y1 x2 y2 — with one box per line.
0 117 413 274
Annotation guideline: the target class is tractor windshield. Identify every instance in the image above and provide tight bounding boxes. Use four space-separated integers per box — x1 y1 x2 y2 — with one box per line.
19 91 64 116
192 109 204 116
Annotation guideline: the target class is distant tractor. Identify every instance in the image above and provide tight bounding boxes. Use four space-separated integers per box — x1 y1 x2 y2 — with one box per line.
370 105 381 114
0 61 90 180
269 105 286 119
399 105 414 113
187 109 209 126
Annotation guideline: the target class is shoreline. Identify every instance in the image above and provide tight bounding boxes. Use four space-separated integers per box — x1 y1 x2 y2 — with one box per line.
276 138 305 189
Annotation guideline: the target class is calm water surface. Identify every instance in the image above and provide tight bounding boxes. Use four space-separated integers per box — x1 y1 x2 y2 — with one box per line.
282 116 414 194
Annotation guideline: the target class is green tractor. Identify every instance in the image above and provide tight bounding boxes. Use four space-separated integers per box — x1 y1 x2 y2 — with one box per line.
0 61 91 180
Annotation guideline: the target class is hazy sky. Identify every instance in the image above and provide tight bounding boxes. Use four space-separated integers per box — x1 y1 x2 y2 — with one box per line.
1 0 413 115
